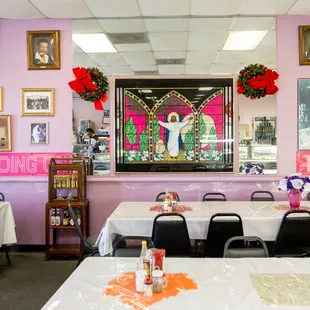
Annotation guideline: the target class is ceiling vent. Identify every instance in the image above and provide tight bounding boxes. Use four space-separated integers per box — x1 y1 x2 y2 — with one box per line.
156 58 185 65
107 33 149 44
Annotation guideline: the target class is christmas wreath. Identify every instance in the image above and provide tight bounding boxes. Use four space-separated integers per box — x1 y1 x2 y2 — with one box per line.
237 64 279 100
68 67 109 110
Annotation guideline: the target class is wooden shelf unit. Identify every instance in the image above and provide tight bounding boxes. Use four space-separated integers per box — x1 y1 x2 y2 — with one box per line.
45 158 89 261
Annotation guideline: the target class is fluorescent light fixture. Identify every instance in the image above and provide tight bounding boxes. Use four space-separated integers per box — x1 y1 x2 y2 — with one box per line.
141 89 152 93
195 94 206 97
72 33 116 53
199 87 213 91
223 31 268 51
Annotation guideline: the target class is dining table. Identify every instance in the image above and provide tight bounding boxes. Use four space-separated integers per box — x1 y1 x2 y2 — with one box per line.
96 201 310 256
42 256 310 310
0 201 17 248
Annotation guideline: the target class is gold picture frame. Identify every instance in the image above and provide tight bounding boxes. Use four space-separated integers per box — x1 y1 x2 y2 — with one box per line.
299 25 310 65
0 115 12 152
21 88 55 116
0 87 3 112
27 30 61 70
30 121 49 144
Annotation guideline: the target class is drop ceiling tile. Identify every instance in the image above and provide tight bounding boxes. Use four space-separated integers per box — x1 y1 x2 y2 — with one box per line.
88 53 126 65
232 17 275 31
210 63 242 74
216 51 251 64
31 0 92 18
73 54 98 67
158 65 185 74
266 62 277 69
149 32 187 51
245 50 276 64
257 30 276 50
239 0 297 15
98 19 146 33
144 19 189 32
188 32 227 51
72 20 103 34
138 0 190 16
85 0 141 17
115 43 152 52
72 42 85 54
102 66 133 75
121 52 156 65
154 51 187 59
189 18 234 32
289 0 310 15
191 0 244 15
0 0 45 18
185 65 211 74
186 51 218 64
130 65 158 71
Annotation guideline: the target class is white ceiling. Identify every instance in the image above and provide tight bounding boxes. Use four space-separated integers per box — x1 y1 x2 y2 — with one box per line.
1 0 309 75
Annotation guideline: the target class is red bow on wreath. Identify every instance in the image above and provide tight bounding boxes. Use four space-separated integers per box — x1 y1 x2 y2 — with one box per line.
94 93 108 110
68 67 97 93
247 69 279 95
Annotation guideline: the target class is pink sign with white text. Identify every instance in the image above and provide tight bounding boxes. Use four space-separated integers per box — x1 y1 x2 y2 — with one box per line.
0 152 72 176
296 151 310 175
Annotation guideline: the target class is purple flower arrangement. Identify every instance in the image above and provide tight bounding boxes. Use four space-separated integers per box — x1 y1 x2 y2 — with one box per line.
278 173 310 193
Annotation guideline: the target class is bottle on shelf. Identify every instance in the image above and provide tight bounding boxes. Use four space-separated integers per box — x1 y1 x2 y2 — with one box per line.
55 208 61 226
50 208 56 226
62 210 69 226
140 240 150 277
76 210 81 226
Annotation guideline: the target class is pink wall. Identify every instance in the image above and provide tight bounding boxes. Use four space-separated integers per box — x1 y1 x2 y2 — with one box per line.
0 19 72 152
276 15 310 175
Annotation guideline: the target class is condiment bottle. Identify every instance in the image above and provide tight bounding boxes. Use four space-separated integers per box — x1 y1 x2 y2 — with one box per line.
55 208 61 226
50 208 56 226
62 210 69 226
144 277 153 297
140 241 150 277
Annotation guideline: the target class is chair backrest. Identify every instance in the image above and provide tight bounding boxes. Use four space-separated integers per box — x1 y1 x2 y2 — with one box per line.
307 192 310 201
0 192 5 201
203 192 227 201
224 236 269 258
112 236 154 257
272 210 310 256
156 192 180 202
151 213 192 257
205 213 244 257
250 191 275 201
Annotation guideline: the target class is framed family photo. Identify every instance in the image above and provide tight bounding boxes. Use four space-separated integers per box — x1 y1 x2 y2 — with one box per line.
0 115 12 152
21 88 55 116
298 79 310 149
27 30 60 70
299 26 310 65
30 122 49 144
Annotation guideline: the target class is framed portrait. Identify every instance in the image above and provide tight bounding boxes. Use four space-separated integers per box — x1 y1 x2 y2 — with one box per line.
30 122 49 144
0 115 12 152
298 79 310 149
0 86 2 112
21 88 55 116
27 30 60 70
299 26 310 65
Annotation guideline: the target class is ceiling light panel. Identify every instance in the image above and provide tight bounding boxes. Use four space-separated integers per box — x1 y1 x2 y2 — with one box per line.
289 0 310 15
98 19 146 33
154 52 186 59
188 32 228 51
115 43 152 52
189 18 234 32
191 0 244 15
158 65 185 74
239 0 297 15
72 20 103 34
144 19 189 32
0 0 45 18
138 0 191 16
223 31 268 50
232 17 275 31
185 65 211 74
149 32 188 51
85 0 141 17
120 52 156 65
88 53 126 65
186 51 218 64
31 0 92 18
72 33 116 53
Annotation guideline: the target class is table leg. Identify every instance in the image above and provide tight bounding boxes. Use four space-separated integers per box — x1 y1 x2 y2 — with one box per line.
3 245 11 266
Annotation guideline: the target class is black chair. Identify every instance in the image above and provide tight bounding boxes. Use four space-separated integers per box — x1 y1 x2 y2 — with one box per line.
68 204 99 267
112 236 154 257
272 210 310 257
203 192 227 201
224 236 269 258
0 193 5 201
250 191 275 201
204 213 244 257
307 192 310 201
151 213 192 257
156 192 180 202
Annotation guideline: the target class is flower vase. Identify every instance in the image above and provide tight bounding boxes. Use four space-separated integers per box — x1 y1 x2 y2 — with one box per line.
288 189 301 209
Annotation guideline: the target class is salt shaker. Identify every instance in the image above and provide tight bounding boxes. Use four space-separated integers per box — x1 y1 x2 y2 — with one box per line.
135 269 146 293
144 277 153 297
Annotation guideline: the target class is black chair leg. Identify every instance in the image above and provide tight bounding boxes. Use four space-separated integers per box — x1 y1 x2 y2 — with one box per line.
4 245 11 266
91 250 99 257
76 249 85 268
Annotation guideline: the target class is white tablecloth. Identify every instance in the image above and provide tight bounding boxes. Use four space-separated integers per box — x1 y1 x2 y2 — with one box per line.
42 257 310 310
97 201 310 256
0 202 17 247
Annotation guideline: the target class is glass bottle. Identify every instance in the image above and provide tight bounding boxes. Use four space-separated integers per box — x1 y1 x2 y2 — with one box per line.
55 208 61 226
50 208 56 226
62 210 69 226
140 240 150 277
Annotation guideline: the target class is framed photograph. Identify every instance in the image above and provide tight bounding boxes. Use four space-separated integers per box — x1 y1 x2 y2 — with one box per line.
252 116 276 144
299 26 310 65
0 86 2 112
0 115 12 152
30 122 48 144
27 30 60 70
298 79 310 149
21 88 55 116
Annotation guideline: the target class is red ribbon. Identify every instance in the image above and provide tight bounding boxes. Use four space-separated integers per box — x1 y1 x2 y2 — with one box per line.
94 93 108 110
68 67 97 93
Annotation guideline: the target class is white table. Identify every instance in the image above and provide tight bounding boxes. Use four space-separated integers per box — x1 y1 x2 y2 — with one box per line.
97 201 310 256
42 257 310 310
0 202 17 247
